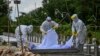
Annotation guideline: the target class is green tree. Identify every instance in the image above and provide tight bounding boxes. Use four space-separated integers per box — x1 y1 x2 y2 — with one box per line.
0 0 9 34
43 0 100 24
18 7 45 26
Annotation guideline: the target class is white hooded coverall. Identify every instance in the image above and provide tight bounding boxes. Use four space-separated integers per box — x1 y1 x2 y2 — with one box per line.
39 16 59 48
15 25 33 47
72 16 87 49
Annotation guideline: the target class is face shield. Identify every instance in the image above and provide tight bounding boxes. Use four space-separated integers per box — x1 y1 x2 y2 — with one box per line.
46 16 52 22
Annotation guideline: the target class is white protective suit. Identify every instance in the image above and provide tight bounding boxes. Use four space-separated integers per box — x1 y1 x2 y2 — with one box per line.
15 25 33 47
37 16 59 49
40 16 59 35
71 14 87 48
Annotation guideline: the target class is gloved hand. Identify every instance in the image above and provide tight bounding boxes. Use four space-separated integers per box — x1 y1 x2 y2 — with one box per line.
53 26 59 29
43 32 47 35
53 24 59 29
72 32 78 37
72 32 75 36
75 32 78 37
52 26 56 29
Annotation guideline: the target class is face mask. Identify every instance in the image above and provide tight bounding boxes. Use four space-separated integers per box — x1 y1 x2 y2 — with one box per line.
47 20 51 22
73 18 78 23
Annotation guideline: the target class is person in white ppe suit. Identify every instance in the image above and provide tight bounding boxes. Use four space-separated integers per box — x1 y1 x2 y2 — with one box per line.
15 25 33 47
71 14 87 51
40 16 59 35
38 16 59 49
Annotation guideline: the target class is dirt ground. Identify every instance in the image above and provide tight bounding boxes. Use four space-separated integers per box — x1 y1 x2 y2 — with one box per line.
0 46 40 56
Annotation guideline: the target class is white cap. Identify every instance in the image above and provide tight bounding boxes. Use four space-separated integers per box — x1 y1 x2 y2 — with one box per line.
46 16 51 20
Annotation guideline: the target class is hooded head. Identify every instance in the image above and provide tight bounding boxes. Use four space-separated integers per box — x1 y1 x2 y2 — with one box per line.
46 16 52 22
27 25 33 34
71 14 79 22
71 14 78 20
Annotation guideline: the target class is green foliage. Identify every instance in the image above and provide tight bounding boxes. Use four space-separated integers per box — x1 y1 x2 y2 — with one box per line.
0 16 9 34
0 0 9 34
18 8 46 26
56 23 71 36
45 0 97 23
0 0 8 16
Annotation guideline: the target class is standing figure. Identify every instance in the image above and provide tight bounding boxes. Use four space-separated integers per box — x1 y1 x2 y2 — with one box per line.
38 16 59 49
15 25 33 47
71 14 87 51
